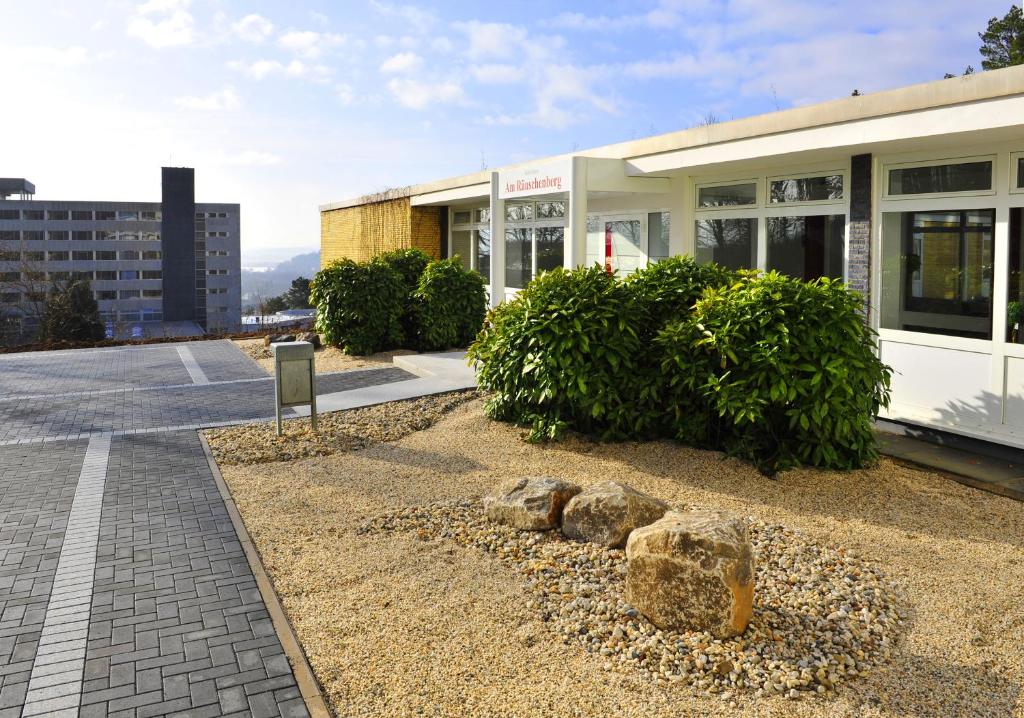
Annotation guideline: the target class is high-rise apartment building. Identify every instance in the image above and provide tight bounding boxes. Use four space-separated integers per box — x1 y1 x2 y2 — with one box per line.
0 167 240 338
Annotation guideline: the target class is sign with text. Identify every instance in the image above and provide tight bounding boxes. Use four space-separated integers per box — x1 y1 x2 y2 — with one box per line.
499 159 571 199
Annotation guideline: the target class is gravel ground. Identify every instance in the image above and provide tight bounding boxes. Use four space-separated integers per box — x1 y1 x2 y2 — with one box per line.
218 399 1024 718
204 390 478 464
234 337 415 375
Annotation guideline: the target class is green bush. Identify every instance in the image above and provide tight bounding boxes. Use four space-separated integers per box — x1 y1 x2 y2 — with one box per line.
374 248 432 341
412 258 487 351
310 259 405 355
468 266 656 441
656 271 891 472
625 256 735 334
40 280 104 342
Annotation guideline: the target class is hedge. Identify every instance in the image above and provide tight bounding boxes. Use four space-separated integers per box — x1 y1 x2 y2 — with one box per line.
311 251 487 355
468 262 891 472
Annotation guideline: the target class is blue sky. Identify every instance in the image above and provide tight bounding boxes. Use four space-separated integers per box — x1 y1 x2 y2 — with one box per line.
0 0 1012 262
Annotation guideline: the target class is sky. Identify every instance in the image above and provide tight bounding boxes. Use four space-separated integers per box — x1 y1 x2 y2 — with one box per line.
0 0 1014 264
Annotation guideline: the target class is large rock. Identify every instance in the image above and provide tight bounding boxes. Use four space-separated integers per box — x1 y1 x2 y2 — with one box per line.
297 331 321 348
625 510 754 638
561 481 668 548
484 477 581 530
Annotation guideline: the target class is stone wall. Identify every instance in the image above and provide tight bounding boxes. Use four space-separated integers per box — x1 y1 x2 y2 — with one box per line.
320 197 443 268
848 154 872 319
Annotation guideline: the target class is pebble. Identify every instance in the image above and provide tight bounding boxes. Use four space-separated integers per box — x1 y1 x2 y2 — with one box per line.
361 499 906 697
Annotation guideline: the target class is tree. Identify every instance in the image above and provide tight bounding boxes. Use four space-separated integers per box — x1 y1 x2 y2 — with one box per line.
262 295 287 314
283 277 312 309
40 280 104 342
979 5 1024 70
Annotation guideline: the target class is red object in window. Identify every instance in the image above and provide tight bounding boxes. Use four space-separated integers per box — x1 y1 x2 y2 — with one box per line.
604 224 613 274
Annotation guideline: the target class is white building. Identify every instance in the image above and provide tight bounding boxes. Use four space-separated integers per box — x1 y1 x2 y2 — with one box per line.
321 66 1024 448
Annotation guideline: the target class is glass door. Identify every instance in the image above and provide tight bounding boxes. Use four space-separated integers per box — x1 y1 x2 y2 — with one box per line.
601 214 646 275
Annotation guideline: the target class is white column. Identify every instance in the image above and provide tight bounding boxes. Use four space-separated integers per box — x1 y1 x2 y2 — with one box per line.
565 156 588 269
669 176 689 258
489 171 505 308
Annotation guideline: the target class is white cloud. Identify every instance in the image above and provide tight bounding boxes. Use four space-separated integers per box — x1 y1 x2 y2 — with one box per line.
126 0 194 48
336 83 355 105
470 63 525 84
278 30 346 59
370 2 436 31
380 52 422 74
173 87 241 111
387 78 464 109
16 46 101 68
233 14 274 43
228 59 331 83
221 150 282 167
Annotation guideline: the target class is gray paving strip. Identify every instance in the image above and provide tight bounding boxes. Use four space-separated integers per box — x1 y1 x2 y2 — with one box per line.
175 345 210 385
20 433 111 718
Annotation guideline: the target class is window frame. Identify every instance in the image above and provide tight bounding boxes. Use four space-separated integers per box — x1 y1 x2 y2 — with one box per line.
693 178 760 211
1010 151 1024 195
881 154 997 201
765 170 846 207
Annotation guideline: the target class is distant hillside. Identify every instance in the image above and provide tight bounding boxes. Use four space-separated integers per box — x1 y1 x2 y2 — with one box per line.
241 251 319 307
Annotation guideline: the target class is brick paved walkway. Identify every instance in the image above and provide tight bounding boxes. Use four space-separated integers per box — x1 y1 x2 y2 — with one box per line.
0 340 415 717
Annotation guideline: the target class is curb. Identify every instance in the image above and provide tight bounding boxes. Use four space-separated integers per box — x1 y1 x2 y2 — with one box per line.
198 432 333 718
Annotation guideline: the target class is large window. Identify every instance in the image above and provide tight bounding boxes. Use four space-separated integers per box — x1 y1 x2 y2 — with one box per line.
695 218 757 270
886 159 993 197
698 182 756 208
1007 208 1024 342
880 209 994 339
767 215 845 281
505 228 532 288
535 227 564 274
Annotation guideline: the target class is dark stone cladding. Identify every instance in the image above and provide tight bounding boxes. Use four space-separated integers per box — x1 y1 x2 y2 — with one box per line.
848 154 872 318
160 167 196 322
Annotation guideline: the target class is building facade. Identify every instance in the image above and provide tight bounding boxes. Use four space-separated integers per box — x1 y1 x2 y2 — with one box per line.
321 66 1024 449
0 167 241 339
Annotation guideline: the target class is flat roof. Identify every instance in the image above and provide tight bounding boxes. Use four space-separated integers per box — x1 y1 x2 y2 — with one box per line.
0 178 35 197
321 65 1024 212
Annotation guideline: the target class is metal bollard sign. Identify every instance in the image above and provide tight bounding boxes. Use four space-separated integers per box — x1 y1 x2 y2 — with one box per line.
271 341 317 436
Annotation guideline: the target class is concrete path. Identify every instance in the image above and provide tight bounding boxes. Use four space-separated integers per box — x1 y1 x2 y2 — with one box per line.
0 339 451 717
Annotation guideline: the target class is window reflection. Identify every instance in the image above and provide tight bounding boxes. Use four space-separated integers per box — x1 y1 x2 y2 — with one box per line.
695 218 757 270
767 215 845 281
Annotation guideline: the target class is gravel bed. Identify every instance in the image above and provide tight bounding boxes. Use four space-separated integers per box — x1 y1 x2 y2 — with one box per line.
218 399 1024 717
204 390 478 464
233 338 415 375
361 499 904 700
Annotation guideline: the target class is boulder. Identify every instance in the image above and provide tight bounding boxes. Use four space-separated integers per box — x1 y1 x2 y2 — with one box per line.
263 333 296 347
561 481 668 548
297 332 322 348
484 477 581 530
625 510 754 638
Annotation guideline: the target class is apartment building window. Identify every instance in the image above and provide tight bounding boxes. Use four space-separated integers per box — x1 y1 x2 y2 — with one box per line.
141 232 160 242
0 251 20 261
120 250 140 260
0 272 18 282
73 251 94 261
48 251 69 261
142 309 163 321
142 289 162 298
207 250 228 256
22 231 42 242
72 231 93 241
71 271 93 281
71 210 93 220
24 251 44 262
48 231 69 241
119 289 140 299
0 210 18 220
120 270 138 280
141 251 162 260
95 270 116 280
95 210 115 220
96 251 116 260
141 270 161 280
1 292 20 304
207 269 228 275
0 230 17 243
208 287 227 295
47 271 67 281
96 290 117 300
207 231 229 238
46 210 69 221
120 232 139 242
96 231 116 241
117 211 138 221
141 211 161 221
119 311 140 321
22 210 43 220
